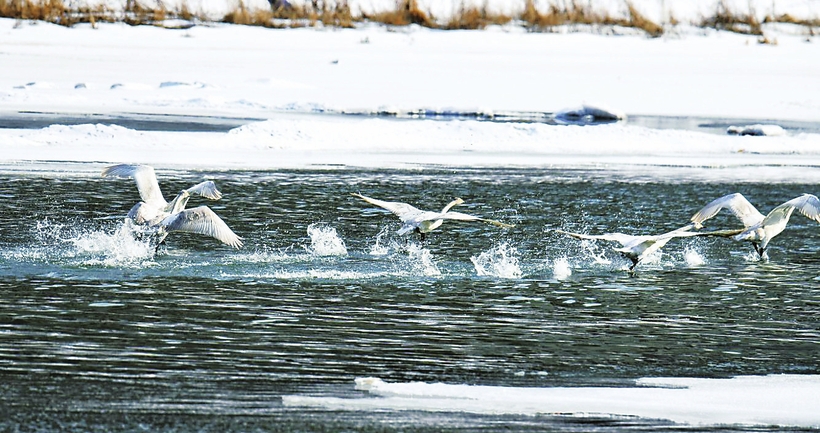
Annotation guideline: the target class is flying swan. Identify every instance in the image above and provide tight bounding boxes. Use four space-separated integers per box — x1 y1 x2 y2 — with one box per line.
102 164 243 249
352 193 514 239
690 192 820 258
556 224 743 271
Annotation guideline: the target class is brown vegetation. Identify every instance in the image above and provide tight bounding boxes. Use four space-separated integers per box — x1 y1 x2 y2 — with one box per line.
362 0 433 27
0 0 816 39
699 0 762 35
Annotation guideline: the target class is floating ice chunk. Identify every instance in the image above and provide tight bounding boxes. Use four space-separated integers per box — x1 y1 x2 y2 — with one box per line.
726 124 786 136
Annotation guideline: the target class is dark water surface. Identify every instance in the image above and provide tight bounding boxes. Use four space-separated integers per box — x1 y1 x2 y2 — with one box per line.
1 167 818 431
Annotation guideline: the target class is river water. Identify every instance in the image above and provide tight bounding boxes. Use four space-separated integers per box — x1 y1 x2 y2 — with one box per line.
0 166 818 431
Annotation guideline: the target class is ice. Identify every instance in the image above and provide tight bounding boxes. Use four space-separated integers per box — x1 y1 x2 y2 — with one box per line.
283 375 820 427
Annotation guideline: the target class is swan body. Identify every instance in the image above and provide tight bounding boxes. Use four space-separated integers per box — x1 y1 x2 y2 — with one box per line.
102 164 242 249
690 193 820 258
352 193 514 237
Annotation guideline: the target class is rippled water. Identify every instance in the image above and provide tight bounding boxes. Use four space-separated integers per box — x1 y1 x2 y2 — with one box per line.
1 166 818 431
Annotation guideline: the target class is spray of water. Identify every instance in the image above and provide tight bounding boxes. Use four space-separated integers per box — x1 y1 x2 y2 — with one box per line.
470 242 522 278
683 245 706 266
369 226 393 256
552 257 572 280
305 223 348 256
403 242 441 276
31 218 156 267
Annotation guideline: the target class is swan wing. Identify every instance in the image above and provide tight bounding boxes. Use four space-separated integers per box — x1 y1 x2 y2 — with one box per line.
352 193 423 222
186 180 223 200
441 211 515 228
690 193 764 229
160 206 243 248
760 194 820 229
782 194 820 223
102 164 166 207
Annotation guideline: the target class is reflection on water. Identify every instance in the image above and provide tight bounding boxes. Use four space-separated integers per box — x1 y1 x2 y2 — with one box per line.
0 167 818 431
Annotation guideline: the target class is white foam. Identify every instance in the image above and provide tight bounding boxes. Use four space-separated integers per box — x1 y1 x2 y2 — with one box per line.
404 242 441 276
305 223 348 256
683 245 706 266
283 375 820 427
551 257 572 280
470 242 522 278
32 219 155 267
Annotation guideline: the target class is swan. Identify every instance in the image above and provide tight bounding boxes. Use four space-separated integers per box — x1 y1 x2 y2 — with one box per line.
690 192 820 258
352 193 514 239
557 225 742 271
102 164 242 249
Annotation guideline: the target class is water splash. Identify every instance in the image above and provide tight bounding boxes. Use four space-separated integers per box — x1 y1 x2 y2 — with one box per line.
305 223 348 256
579 240 612 265
471 242 522 278
403 242 441 276
552 257 572 280
31 218 155 267
683 246 706 266
369 226 393 256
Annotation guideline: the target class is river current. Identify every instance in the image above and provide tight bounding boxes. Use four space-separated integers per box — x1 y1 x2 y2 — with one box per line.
0 166 818 431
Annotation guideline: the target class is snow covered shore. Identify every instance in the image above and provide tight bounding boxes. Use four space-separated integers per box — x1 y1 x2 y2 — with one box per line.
1 0 819 172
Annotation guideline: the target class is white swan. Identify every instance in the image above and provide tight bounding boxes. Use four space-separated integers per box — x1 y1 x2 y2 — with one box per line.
352 193 514 239
102 164 242 249
690 192 820 258
557 224 745 271
557 225 698 271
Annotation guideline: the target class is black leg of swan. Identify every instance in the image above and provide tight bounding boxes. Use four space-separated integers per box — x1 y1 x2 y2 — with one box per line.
753 242 765 259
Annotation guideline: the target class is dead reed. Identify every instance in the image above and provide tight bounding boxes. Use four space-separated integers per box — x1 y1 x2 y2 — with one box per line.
1 0 816 38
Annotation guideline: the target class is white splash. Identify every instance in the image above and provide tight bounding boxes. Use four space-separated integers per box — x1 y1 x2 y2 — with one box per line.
683 246 706 266
305 223 348 256
369 226 393 256
579 240 612 265
33 218 155 267
552 257 572 280
470 243 522 279
404 242 441 276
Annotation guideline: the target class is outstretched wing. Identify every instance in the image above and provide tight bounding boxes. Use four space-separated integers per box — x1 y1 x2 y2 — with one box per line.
160 206 243 248
102 164 166 208
690 193 764 229
186 180 223 200
761 193 820 228
441 211 515 228
352 193 423 222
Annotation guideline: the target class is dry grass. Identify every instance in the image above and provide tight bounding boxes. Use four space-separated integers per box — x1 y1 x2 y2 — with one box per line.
624 1 662 37
222 0 354 28
362 0 434 27
0 0 207 27
444 2 512 30
1 0 817 37
699 0 763 35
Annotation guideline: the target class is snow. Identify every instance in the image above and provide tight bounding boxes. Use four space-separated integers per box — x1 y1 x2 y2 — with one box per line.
1 13 819 175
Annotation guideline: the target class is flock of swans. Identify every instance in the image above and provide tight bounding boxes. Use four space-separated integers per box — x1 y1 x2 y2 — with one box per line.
101 164 820 271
